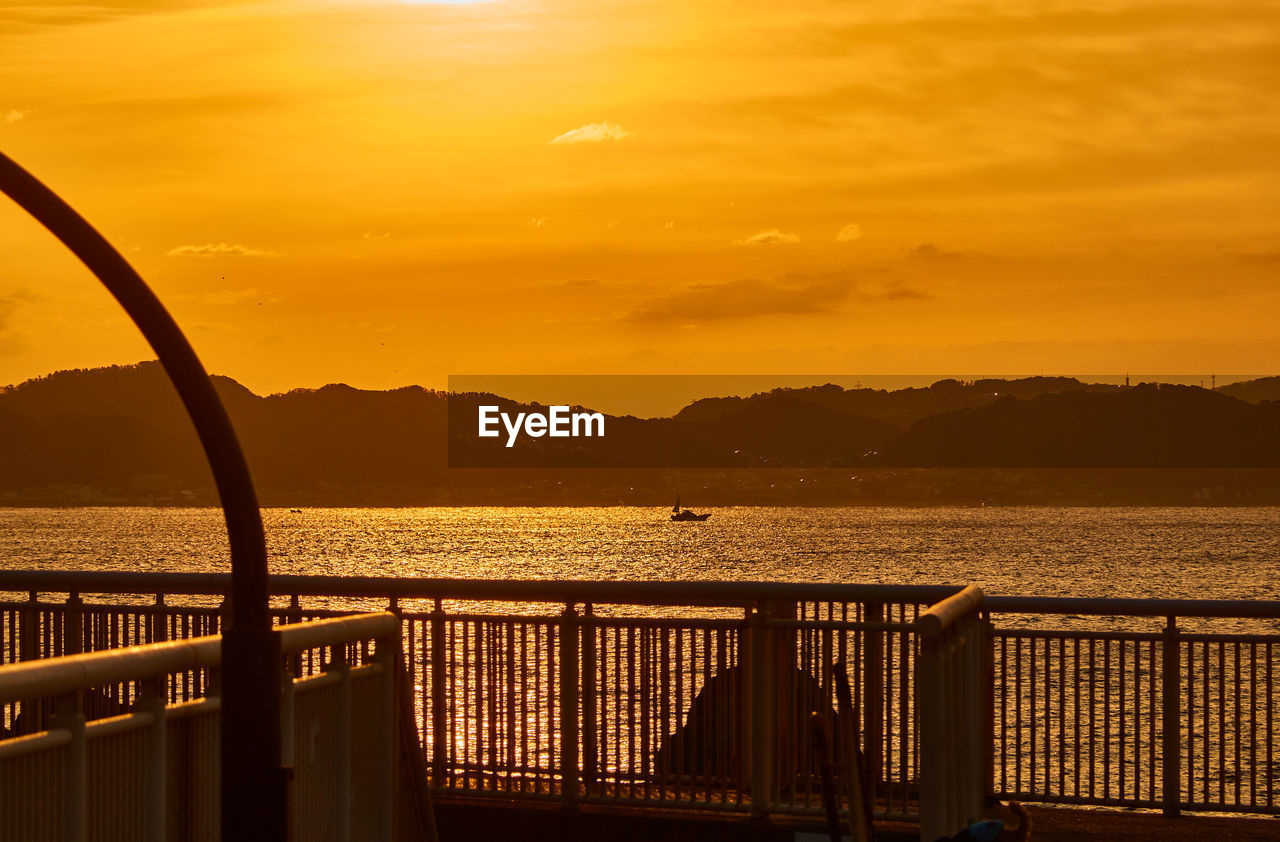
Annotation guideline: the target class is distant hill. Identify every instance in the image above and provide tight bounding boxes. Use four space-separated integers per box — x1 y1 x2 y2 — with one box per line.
1219 376 1280 404
674 376 1119 428
880 383 1280 467
3 364 1280 504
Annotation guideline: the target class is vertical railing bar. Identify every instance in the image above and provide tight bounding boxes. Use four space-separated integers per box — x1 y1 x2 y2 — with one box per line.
612 624 621 796
1250 640 1258 808
1267 641 1273 809
488 621 498 788
863 601 883 816
675 625 684 804
559 602 579 808
998 635 1007 795
1024 632 1034 788
581 605 597 795
1186 631 1195 808
1202 638 1210 806
1119 638 1128 800
534 619 543 792
718 625 731 806
1162 617 1181 815
704 625 714 806
1233 641 1241 806
898 619 911 813
1072 637 1081 799
1015 635 1023 795
1149 638 1157 804
628 624 639 801
1138 638 1145 802
1057 636 1064 797
1218 640 1225 805
659 625 671 802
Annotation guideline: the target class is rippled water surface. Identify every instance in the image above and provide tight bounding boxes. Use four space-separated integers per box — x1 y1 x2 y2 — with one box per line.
1 506 1277 601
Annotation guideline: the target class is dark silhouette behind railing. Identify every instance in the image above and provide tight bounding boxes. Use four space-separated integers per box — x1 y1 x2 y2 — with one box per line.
0 152 283 841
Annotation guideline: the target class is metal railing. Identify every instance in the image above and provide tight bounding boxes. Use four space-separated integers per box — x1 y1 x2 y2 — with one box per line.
3 570 1279 831
987 597 1280 816
0 610 402 841
917 585 986 840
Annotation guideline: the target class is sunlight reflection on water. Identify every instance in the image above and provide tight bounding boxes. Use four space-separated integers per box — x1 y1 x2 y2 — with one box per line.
1 506 1277 602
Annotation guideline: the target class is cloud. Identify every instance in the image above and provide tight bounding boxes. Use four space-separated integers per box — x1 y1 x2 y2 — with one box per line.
1230 250 1280 263
623 271 935 325
835 223 862 243
865 280 931 302
909 243 961 260
529 217 547 228
627 275 853 324
735 228 800 246
199 287 283 305
4 109 29 124
166 243 281 258
550 122 630 144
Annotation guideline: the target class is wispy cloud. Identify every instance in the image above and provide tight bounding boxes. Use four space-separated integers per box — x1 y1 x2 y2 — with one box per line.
1230 250 1280 263
166 243 281 258
625 272 933 325
866 280 931 302
736 228 800 246
550 122 630 144
627 275 850 324
835 223 862 243
3 109 29 124
199 287 282 305
909 243 960 260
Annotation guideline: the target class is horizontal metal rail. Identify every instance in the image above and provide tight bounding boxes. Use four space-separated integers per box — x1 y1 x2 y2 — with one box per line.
0 613 396 703
0 570 958 607
4 570 1279 618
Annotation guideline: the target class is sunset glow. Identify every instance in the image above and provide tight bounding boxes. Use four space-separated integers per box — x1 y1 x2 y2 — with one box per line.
1 0 1277 393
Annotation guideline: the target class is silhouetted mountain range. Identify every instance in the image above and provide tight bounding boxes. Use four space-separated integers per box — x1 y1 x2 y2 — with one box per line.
2 363 1279 505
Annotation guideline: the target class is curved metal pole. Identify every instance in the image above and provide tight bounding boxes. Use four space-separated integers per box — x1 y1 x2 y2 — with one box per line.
0 151 285 840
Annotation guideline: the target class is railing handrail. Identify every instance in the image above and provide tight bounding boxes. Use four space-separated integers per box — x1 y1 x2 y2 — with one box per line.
916 584 984 638
0 612 396 704
0 570 959 606
5 570 1280 618
982 594 1280 618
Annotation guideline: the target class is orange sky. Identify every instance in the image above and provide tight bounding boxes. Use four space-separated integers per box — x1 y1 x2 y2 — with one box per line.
1 0 1278 395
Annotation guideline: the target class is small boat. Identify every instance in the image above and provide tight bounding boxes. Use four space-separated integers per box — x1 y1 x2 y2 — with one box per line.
670 498 711 522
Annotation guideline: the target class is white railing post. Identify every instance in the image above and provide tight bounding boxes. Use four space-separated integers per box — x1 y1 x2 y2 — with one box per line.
51 689 85 842
326 644 353 842
749 602 775 817
917 585 985 841
139 674 167 842
918 632 945 840
279 663 296 775
372 628 397 841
